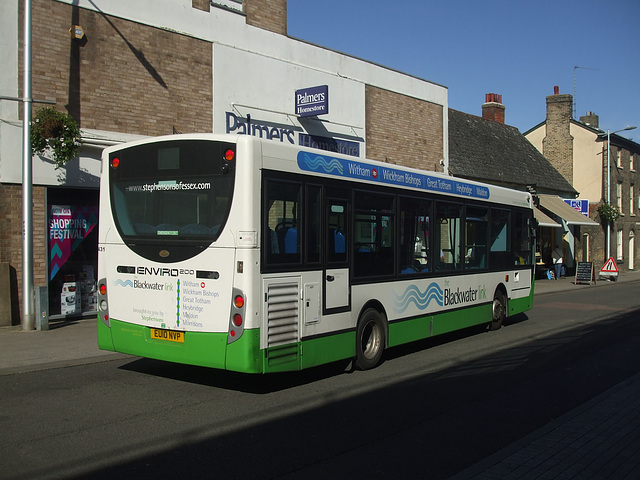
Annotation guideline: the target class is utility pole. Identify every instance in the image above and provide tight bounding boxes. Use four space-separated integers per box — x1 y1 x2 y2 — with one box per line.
22 0 34 330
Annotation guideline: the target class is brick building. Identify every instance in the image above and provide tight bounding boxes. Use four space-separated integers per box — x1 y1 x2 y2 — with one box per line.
525 88 640 272
1 0 448 324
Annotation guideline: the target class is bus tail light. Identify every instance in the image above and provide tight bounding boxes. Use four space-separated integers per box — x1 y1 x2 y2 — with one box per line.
228 288 245 344
97 278 110 328
234 295 244 309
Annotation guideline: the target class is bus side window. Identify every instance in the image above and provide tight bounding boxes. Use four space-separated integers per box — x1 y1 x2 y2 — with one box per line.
306 185 321 264
489 208 511 269
436 202 462 270
269 228 279 254
399 197 432 275
514 211 533 266
327 202 347 263
353 192 394 277
465 206 488 270
283 225 297 254
265 180 302 264
334 229 345 254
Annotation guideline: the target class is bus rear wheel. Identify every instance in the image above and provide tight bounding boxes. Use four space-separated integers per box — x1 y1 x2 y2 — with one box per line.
489 290 507 331
355 308 386 370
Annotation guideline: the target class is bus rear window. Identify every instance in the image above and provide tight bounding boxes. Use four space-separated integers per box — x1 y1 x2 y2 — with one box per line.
109 140 235 242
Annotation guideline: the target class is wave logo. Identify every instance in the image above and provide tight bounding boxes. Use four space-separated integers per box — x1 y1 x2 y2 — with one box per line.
394 282 443 313
114 279 133 288
299 153 344 175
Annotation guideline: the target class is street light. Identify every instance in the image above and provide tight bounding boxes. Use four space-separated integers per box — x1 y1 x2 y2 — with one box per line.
605 125 637 260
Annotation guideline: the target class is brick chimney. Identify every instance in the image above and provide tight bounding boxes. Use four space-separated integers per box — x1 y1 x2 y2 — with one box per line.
244 0 287 35
580 111 599 128
542 86 574 185
482 93 505 124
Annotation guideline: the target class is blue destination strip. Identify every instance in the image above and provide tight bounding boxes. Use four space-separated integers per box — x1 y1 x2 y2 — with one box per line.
296 151 490 199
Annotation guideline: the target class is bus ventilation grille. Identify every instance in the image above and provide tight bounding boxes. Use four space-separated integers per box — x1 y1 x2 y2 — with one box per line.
266 283 299 347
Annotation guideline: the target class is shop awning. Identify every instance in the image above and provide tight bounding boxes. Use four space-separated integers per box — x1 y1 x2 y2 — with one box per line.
538 195 599 226
534 207 561 228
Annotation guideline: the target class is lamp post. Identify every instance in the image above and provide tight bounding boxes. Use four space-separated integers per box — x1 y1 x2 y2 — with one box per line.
605 125 637 260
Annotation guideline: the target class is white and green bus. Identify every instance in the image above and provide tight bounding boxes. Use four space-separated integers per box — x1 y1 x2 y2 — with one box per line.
97 134 536 373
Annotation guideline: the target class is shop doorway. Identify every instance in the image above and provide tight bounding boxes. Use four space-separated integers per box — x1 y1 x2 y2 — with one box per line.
47 188 99 317
630 232 635 271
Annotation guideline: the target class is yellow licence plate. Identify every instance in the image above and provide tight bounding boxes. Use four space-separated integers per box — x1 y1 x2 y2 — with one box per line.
150 328 184 343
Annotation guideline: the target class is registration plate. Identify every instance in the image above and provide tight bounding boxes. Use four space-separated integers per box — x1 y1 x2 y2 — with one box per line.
150 328 184 343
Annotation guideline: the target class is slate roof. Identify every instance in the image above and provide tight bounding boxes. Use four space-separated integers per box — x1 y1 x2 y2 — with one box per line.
448 109 578 197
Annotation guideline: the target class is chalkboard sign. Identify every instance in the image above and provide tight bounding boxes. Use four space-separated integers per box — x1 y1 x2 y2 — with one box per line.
575 262 595 285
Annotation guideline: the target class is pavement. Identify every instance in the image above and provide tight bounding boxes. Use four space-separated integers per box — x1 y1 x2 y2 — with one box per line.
1 270 639 478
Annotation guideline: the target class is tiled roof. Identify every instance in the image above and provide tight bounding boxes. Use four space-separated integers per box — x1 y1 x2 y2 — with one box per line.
448 109 578 197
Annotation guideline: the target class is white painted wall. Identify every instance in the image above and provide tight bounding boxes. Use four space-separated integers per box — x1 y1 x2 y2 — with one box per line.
0 0 21 184
213 44 366 154
570 124 602 202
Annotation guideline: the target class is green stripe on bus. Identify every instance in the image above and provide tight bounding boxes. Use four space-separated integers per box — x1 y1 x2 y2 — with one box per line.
107 319 228 369
226 329 263 373
432 304 492 336
97 320 115 351
388 304 492 347
509 295 533 316
388 315 431 347
299 332 355 371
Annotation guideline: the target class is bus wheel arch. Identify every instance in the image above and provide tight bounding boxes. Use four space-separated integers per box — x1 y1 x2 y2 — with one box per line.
354 303 387 370
489 286 508 331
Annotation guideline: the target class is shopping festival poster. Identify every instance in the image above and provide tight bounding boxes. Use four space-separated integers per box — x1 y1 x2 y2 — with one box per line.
49 205 98 281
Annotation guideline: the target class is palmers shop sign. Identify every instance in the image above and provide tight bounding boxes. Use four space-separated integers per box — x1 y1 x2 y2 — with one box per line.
225 110 360 157
295 85 328 117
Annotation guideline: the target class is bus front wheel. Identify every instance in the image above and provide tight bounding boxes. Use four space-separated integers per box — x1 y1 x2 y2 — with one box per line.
355 308 386 370
489 289 507 331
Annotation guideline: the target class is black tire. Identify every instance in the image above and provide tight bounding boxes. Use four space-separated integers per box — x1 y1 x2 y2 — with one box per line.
489 290 507 331
355 308 386 370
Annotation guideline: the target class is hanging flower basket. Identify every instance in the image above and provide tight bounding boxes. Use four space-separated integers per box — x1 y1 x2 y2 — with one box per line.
31 107 81 169
597 202 621 222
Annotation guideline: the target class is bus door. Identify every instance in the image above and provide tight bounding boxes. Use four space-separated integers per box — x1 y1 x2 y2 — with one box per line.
324 195 350 313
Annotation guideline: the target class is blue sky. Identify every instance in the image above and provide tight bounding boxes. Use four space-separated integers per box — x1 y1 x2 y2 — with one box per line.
288 0 640 142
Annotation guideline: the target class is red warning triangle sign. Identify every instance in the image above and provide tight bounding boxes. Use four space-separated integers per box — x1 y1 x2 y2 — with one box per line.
600 257 619 273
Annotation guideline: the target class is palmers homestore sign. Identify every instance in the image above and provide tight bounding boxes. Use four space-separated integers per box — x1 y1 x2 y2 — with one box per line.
295 85 328 117
225 111 360 157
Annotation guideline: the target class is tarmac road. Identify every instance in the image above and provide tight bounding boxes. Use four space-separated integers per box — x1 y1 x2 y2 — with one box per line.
1 271 639 479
